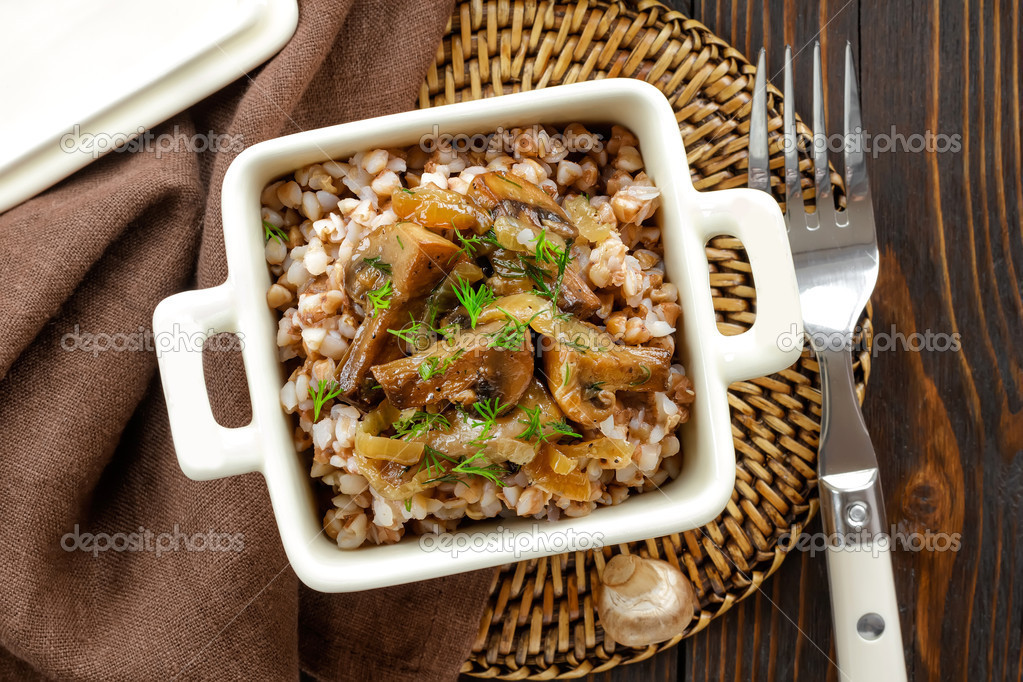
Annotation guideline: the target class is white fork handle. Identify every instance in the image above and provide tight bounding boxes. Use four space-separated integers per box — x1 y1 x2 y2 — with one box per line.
826 540 907 682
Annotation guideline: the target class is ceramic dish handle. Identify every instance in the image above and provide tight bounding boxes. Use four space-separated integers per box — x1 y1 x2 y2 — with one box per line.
694 188 803 382
152 283 263 480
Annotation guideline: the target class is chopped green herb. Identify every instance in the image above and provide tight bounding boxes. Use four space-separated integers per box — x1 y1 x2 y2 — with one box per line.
517 407 581 444
466 397 509 445
396 234 405 249
529 229 565 266
418 349 463 381
418 356 442 381
425 449 507 487
496 174 522 189
366 280 394 317
544 418 581 441
519 239 572 304
630 364 653 386
452 278 496 328
516 405 544 441
455 230 501 259
363 256 392 274
387 314 425 345
263 219 288 244
487 309 539 352
563 363 571 387
400 187 414 194
414 444 458 477
308 379 343 421
393 410 451 440
563 337 592 353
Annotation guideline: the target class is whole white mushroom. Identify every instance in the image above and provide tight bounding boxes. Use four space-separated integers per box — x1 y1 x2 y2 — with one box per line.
595 553 697 647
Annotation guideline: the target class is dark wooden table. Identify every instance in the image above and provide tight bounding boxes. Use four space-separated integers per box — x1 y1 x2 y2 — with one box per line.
596 1 1023 680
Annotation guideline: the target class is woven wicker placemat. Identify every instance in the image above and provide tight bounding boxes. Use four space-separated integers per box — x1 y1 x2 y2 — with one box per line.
417 2 873 677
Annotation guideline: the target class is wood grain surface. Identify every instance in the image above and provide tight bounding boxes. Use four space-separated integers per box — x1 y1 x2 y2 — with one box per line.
599 0 1023 680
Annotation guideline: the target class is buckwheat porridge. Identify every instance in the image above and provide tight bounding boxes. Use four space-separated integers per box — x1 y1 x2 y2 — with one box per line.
261 124 695 549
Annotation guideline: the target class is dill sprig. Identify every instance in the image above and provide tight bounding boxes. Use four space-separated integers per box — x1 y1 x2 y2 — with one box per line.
516 407 581 443
464 397 509 445
392 411 450 440
366 280 394 317
308 379 343 421
629 364 653 386
363 256 392 274
529 229 564 266
414 444 458 477
520 239 573 303
425 449 507 487
455 230 501 259
387 314 458 346
452 278 496 328
487 309 538 351
516 405 544 441
496 174 522 189
263 219 288 244
544 418 581 440
418 349 463 381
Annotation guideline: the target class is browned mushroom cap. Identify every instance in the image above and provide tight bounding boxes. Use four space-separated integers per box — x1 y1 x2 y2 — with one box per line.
345 221 460 308
468 171 578 240
405 378 563 466
596 554 697 647
371 320 534 410
556 265 600 318
488 248 600 318
335 305 407 406
542 342 672 427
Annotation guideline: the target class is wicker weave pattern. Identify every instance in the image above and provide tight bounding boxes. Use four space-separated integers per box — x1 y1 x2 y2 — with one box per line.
417 2 872 677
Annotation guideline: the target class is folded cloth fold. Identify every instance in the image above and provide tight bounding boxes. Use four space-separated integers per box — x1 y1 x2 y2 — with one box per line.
0 1 493 679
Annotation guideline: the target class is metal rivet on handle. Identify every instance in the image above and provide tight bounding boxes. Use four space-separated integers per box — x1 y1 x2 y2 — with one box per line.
857 612 885 640
846 501 869 528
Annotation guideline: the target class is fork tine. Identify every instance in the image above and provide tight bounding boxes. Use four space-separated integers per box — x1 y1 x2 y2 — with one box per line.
783 45 805 223
843 41 871 204
747 48 770 193
811 42 834 224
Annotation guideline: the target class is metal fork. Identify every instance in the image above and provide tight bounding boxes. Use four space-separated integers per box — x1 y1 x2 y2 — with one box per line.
749 44 907 681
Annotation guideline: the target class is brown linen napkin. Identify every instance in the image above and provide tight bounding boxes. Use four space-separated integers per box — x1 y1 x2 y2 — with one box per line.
0 1 494 679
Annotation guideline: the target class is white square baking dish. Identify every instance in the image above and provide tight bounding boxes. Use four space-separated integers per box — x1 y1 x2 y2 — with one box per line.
152 78 801 592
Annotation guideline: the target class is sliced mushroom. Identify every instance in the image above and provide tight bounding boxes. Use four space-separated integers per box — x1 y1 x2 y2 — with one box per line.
407 379 563 465
345 221 460 308
487 251 600 318
596 554 697 647
543 342 672 427
391 185 493 233
335 305 407 405
468 171 578 240
557 264 601 318
371 320 534 410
